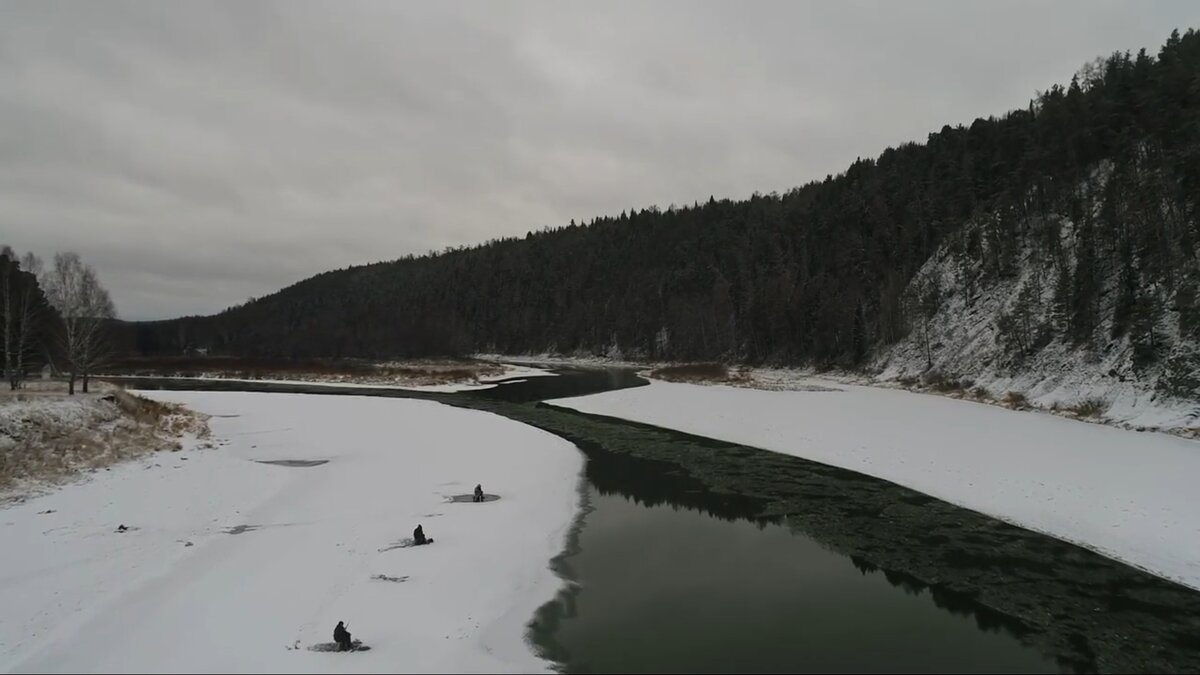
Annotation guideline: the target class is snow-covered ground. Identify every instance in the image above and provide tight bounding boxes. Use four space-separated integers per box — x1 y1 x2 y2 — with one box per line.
486 352 1200 437
0 396 122 447
188 376 498 393
479 364 559 382
552 379 1200 591
1 391 207 499
115 363 558 394
0 391 582 673
475 353 649 371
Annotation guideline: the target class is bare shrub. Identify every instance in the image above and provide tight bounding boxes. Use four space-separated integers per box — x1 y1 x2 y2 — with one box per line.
1069 397 1109 418
0 391 209 495
1003 391 1029 407
923 370 967 393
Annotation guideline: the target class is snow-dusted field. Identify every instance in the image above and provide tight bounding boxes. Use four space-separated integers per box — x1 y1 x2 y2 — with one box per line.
552 379 1200 591
0 391 582 673
480 365 560 382
121 363 558 394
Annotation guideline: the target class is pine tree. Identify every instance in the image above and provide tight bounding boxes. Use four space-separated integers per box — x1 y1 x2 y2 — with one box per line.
1130 284 1166 370
1175 273 1199 341
1111 242 1137 338
1070 234 1099 344
1052 266 1073 337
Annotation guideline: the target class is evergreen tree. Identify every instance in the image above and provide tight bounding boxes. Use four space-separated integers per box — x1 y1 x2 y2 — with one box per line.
1131 284 1167 370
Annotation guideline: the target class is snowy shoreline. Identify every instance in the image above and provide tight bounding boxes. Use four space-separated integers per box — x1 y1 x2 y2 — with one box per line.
476 354 1200 439
552 378 1200 592
0 391 583 673
103 363 559 394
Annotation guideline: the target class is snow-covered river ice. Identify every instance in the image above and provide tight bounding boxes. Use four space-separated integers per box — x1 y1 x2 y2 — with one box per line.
13 367 1198 673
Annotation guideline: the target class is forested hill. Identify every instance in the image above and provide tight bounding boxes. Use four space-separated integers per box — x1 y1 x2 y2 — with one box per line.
125 30 1200 387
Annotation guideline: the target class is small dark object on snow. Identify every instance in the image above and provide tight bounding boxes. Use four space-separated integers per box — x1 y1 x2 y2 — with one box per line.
413 524 429 545
116 524 128 533
334 621 352 652
371 574 409 583
377 536 432 552
473 484 484 502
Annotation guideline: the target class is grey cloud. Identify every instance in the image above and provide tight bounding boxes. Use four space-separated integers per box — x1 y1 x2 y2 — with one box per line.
1 0 1197 319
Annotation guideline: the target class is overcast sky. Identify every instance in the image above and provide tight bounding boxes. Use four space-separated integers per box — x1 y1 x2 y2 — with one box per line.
2 1 1197 320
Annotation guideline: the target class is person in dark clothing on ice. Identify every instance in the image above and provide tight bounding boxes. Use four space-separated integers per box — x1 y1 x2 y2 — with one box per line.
474 484 484 502
334 621 353 651
413 523 429 545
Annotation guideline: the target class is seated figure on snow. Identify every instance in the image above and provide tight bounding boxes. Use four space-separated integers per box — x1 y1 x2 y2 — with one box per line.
334 621 352 651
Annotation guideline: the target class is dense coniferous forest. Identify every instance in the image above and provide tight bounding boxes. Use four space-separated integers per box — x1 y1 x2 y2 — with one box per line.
123 30 1200 373
0 251 55 388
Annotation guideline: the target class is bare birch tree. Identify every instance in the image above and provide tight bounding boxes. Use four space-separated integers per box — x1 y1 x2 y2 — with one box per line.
42 252 116 394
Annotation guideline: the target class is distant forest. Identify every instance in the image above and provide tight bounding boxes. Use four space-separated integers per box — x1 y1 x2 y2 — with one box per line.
121 29 1200 367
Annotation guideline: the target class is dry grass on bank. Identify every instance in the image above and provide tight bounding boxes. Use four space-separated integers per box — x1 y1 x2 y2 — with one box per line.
648 363 752 384
101 356 506 387
0 385 210 498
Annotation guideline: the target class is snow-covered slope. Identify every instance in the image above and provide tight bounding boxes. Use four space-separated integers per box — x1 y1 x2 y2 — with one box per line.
0 392 582 673
871 206 1200 435
1 392 208 497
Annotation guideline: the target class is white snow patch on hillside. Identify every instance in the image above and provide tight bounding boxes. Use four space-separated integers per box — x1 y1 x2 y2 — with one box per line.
552 379 1200 591
0 391 582 673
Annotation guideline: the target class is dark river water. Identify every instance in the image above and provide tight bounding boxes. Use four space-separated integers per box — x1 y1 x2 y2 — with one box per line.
539 486 1055 673
111 366 1200 673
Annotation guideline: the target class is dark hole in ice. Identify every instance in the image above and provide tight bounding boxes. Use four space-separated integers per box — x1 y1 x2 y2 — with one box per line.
309 641 370 652
255 459 329 468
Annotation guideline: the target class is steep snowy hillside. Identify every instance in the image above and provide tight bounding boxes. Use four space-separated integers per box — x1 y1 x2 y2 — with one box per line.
872 166 1200 435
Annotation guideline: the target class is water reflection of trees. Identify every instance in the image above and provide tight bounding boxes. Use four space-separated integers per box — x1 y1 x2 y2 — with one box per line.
585 444 774 525
584 442 1044 643
847 555 1032 637
556 409 1200 675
